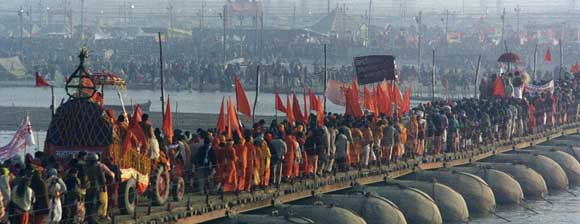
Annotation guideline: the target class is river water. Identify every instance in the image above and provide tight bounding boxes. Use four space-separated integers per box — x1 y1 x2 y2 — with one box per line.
0 86 347 115
2 87 580 223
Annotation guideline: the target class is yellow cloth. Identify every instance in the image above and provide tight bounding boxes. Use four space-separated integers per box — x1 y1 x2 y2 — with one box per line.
98 191 108 217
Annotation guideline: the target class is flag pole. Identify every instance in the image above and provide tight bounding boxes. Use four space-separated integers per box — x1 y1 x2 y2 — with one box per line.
252 65 260 125
274 88 278 120
431 49 436 101
533 44 538 79
323 44 328 112
158 32 166 120
559 37 563 80
474 54 481 98
50 85 55 118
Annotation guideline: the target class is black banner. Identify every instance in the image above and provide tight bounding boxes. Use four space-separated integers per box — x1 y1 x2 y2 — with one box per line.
353 55 396 84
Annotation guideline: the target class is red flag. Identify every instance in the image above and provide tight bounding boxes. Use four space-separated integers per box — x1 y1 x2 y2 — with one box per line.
133 104 144 123
571 62 580 74
544 48 552 62
234 76 252 119
493 76 506 97
35 72 50 87
401 84 412 115
317 96 324 126
217 97 226 134
303 89 309 123
275 90 286 113
292 93 304 123
122 106 148 154
163 96 174 144
309 89 318 111
286 95 295 125
227 97 243 138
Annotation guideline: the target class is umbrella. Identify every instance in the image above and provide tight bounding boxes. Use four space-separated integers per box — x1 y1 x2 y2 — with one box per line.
498 52 521 64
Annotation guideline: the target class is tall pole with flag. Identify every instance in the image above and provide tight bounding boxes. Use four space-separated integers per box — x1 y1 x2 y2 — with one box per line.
431 49 436 101
252 65 260 124
533 44 538 79
158 32 166 120
324 44 328 111
35 72 54 117
474 54 481 98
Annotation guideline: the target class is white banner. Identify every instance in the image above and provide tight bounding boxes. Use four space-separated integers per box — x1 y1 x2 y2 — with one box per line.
0 116 35 161
525 80 554 95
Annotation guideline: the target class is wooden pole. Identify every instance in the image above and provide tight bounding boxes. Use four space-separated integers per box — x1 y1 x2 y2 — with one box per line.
417 11 422 72
559 37 564 80
474 54 482 98
158 32 166 120
252 66 260 124
324 44 328 111
222 5 227 65
431 49 436 101
50 85 54 118
533 44 538 79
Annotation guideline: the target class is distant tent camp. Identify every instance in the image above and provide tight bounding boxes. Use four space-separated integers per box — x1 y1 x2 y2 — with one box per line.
0 56 26 80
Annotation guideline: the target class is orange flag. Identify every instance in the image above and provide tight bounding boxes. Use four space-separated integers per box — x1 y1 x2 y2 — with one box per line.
392 83 403 115
345 87 363 119
351 88 363 119
544 48 552 62
217 96 226 134
344 88 353 116
375 85 384 115
227 96 243 138
309 89 318 111
352 78 360 103
376 82 392 116
363 86 376 114
317 96 324 126
163 96 174 144
493 76 506 97
286 95 294 125
234 76 252 119
293 93 304 123
275 89 286 113
401 84 412 115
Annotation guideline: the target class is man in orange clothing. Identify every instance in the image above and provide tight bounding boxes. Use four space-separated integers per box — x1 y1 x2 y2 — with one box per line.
255 137 271 188
283 132 298 181
213 136 225 190
222 139 238 192
233 135 247 192
244 132 258 191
